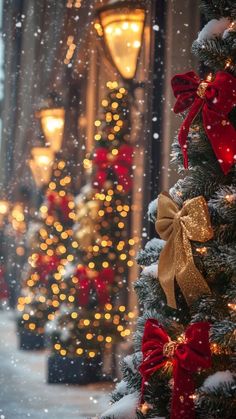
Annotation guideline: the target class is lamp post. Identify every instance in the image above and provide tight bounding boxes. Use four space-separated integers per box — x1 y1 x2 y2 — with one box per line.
29 147 55 189
96 0 146 82
36 103 65 153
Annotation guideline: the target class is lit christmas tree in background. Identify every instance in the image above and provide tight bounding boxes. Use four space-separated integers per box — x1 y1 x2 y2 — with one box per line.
17 158 77 349
46 82 137 384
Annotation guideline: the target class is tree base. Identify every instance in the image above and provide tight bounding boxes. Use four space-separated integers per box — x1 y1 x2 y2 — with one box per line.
18 329 45 350
47 354 102 384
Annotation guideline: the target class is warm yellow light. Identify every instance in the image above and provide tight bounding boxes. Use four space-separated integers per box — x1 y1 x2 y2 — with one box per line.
54 343 61 350
86 333 93 340
29 147 54 187
0 200 9 215
98 4 145 79
88 262 95 269
29 323 36 330
89 351 96 358
36 108 65 152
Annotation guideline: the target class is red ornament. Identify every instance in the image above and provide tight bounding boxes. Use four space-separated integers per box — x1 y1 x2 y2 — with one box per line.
139 319 211 419
171 70 236 174
74 266 114 307
47 192 71 221
93 145 133 191
35 254 60 282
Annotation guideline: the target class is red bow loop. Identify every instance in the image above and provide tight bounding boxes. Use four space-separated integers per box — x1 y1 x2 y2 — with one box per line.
139 319 211 419
172 71 201 113
93 145 133 191
171 70 236 174
74 266 114 307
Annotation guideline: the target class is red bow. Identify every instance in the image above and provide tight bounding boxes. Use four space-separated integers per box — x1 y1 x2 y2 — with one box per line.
93 145 133 191
75 266 114 307
139 319 211 419
47 192 71 221
35 254 60 282
172 71 236 174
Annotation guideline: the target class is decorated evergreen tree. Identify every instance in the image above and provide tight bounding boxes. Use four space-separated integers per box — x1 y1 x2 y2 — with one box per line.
46 83 136 383
102 2 236 418
17 158 77 349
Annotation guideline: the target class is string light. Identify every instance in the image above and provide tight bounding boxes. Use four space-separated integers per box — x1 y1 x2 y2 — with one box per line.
196 246 208 255
225 194 236 203
64 35 76 65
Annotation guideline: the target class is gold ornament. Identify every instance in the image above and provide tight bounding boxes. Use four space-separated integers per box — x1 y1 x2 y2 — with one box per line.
155 192 213 308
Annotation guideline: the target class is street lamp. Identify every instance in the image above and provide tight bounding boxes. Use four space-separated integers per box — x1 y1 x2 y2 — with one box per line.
36 107 65 153
0 200 9 216
29 147 55 188
96 0 146 81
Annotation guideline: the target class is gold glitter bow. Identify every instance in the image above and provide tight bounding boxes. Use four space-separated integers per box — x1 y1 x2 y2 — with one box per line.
155 192 213 308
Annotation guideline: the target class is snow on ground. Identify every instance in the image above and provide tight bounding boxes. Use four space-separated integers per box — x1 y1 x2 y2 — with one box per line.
0 310 112 419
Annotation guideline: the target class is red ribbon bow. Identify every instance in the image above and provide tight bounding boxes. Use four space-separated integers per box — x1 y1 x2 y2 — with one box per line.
172 70 236 174
75 266 114 307
93 145 133 191
139 319 211 419
47 192 72 221
35 254 60 282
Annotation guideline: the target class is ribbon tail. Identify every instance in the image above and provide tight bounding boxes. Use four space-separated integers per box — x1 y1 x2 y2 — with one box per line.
176 231 211 306
79 278 90 306
114 165 131 192
171 363 195 419
158 238 177 308
202 107 236 175
178 98 203 169
94 278 110 306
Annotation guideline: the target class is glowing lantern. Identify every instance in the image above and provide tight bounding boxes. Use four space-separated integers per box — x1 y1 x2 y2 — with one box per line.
29 147 54 188
0 200 9 215
36 108 65 152
97 1 145 80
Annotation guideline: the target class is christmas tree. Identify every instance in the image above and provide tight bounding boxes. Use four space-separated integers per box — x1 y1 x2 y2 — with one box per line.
102 2 236 418
17 158 77 349
46 83 136 383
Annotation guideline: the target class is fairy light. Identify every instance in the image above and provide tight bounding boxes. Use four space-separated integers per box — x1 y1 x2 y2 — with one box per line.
139 402 150 414
228 303 236 311
196 246 208 255
225 194 236 203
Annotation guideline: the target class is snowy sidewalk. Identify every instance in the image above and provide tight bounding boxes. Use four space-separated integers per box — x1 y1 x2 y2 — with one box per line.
0 310 112 419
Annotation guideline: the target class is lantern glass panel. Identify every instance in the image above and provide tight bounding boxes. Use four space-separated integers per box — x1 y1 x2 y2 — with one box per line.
100 7 145 79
